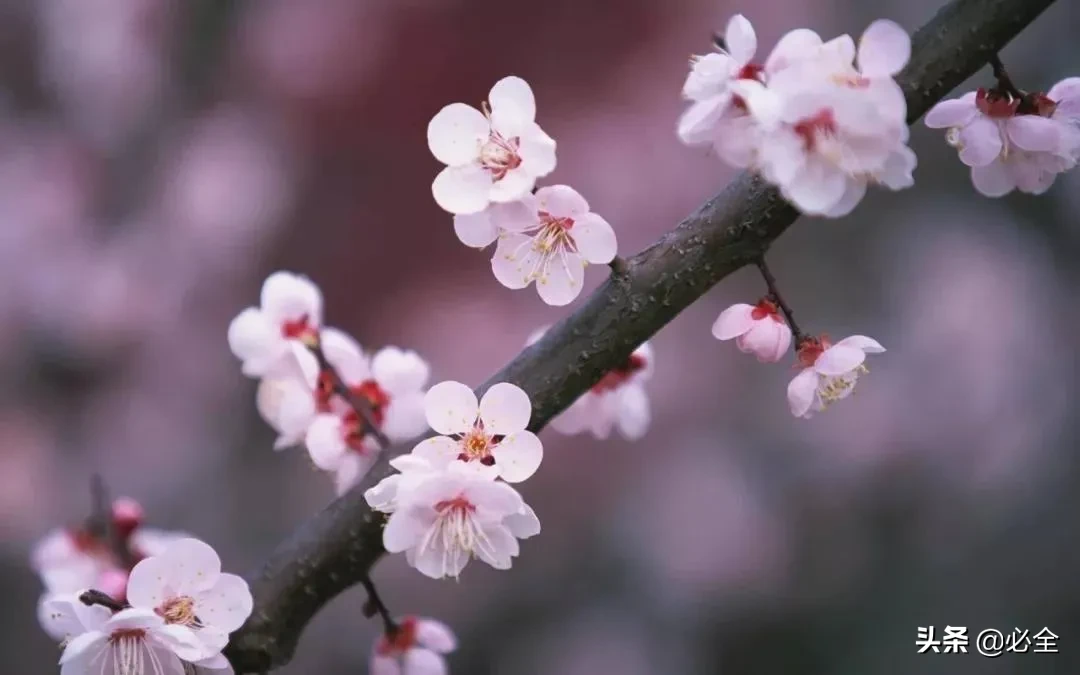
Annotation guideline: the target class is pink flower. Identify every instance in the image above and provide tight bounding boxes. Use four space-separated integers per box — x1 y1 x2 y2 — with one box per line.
787 335 885 418
925 78 1080 196
490 185 617 306
371 616 457 675
227 271 322 378
411 381 543 483
427 76 556 215
712 299 793 363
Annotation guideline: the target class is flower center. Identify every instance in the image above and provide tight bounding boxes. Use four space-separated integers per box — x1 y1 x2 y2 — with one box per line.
108 628 147 645
281 314 317 342
342 380 391 452
421 494 496 575
591 353 648 393
976 88 1020 118
818 365 868 405
376 616 419 656
457 426 497 465
479 132 522 181
831 72 871 89
533 214 576 254
736 63 765 81
796 336 832 368
793 109 837 152
158 595 200 627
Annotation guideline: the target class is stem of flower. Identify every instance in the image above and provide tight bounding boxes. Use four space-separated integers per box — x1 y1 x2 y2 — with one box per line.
359 576 399 637
988 54 1024 99
307 343 392 449
79 589 128 613
88 475 138 570
755 257 805 346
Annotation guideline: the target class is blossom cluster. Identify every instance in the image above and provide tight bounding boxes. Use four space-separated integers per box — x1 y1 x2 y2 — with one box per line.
35 520 253 675
429 76 618 306
678 15 916 217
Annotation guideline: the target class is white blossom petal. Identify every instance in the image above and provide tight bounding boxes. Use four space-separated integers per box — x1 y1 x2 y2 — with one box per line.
971 161 1015 197
517 124 557 177
724 14 757 63
711 303 755 340
261 272 322 327
491 233 538 289
432 164 492 215
453 210 499 248
372 347 429 396
424 381 479 435
856 20 910 77
923 92 978 128
535 184 589 218
417 619 458 653
834 335 886 353
615 385 650 440
814 345 866 376
1006 115 1060 152
571 213 617 264
489 76 537 137
958 116 1004 167
427 103 488 166
787 369 819 418
403 648 449 675
478 382 532 434
411 436 462 469
491 431 543 483
535 251 585 306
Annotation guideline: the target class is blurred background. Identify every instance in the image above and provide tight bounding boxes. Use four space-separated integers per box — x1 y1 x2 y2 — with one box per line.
2 0 1080 673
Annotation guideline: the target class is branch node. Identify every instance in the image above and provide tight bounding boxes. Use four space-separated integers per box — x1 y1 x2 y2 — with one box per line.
308 342 392 449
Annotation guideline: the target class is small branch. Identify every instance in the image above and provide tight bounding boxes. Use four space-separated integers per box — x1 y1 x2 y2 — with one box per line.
79 589 128 613
755 258 805 345
308 343 391 449
359 576 399 637
88 475 138 570
988 53 1024 98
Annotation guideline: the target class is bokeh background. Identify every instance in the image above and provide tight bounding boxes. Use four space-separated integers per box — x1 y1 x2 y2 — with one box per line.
2 0 1080 673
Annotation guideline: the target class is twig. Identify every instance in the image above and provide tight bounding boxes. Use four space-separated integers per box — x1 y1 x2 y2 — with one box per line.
224 0 1060 671
755 258 805 344
307 343 391 449
88 475 138 570
359 576 399 636
988 53 1024 98
79 589 128 613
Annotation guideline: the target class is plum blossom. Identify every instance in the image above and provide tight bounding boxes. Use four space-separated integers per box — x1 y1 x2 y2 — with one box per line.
428 76 556 215
490 185 617 306
524 327 654 440
371 616 457 675
712 298 793 363
411 381 543 483
788 335 885 418
732 20 915 217
364 454 441 514
227 272 322 378
382 462 539 579
50 600 197 675
126 538 253 662
924 78 1080 196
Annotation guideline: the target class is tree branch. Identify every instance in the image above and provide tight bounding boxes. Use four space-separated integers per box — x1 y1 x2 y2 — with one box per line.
307 343 391 449
224 0 1058 670
755 258 805 345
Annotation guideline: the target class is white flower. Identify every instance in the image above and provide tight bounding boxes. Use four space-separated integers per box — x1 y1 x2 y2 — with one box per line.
711 298 793 363
524 326 653 440
53 601 199 675
412 381 543 483
734 20 914 217
227 272 322 378
126 538 253 662
382 463 539 579
490 185 617 306
925 78 1080 197
787 335 885 418
371 616 457 675
428 76 556 215
364 454 441 514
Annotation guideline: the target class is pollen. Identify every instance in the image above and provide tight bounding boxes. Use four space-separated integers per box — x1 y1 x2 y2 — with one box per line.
158 595 199 627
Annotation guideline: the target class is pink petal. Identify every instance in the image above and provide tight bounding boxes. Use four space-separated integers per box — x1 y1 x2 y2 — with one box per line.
334 453 377 496
814 345 866 376
488 165 536 203
857 19 910 77
192 574 253 634
517 124 557 177
453 210 499 248
711 303 755 340
411 436 461 469
382 511 427 554
784 161 848 215
503 504 542 539
535 251 585 306
417 619 458 653
1006 115 1060 152
971 161 1015 197
382 392 428 441
491 233 538 290
154 538 222 596
548 395 594 435
305 415 347 471
834 335 886 353
59 631 105 664
615 385 650 440
1049 77 1080 118
821 177 868 218
424 381 479 435
227 308 280 372
923 92 978 128
571 213 618 264
875 145 917 190
535 184 589 218
765 28 823 75
787 369 819 418
427 103 487 166
321 327 367 381
474 524 518 569
489 197 538 234
736 320 791 363
677 96 728 146
724 14 757 63
126 555 172 610
957 116 1003 167
432 164 492 215
491 431 543 483
261 272 322 327
370 654 401 675
404 648 449 675
478 382 532 434
489 76 536 137
682 53 736 100
372 346 429 396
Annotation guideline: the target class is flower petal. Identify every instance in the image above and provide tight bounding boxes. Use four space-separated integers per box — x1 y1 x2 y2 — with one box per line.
305 415 348 471
857 19 910 77
971 161 1015 197
677 96 727 145
488 166 536 203
724 14 756 63
787 369 819 418
403 648 449 675
814 345 866 376
571 213 617 264
427 103 487 166
958 116 1003 167
261 272 322 327
1049 77 1080 118
474 523 518 570
411 436 461 469
371 655 402 675
383 391 428 442
491 233 538 289
489 76 537 137
364 474 402 513
417 619 458 653
923 92 978 128
227 308 281 375
478 382 532 434
453 210 499 248
535 184 589 218
59 630 105 664
765 28 823 74
503 504 542 539
784 161 847 215
517 124 557 177
372 346 429 396
1007 115 1060 152
424 381 479 435
834 335 886 353
615 385 650 440
536 251 585 306
432 164 492 215
821 176 868 218
193 573 253 633
383 511 427 554
491 431 543 483
334 453 377 496
711 303 755 340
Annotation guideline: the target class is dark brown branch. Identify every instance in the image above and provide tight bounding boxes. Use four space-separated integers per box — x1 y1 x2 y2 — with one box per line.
988 53 1024 98
359 576 399 636
79 589 128 613
307 343 391 449
755 258 805 345
225 0 1059 670
87 475 138 571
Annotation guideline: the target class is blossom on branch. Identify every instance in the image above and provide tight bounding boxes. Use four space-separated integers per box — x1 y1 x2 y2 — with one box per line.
490 185 617 306
371 616 457 675
712 298 793 363
787 335 885 418
52 603 196 675
412 380 543 483
428 76 556 215
924 78 1080 196
227 271 322 378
